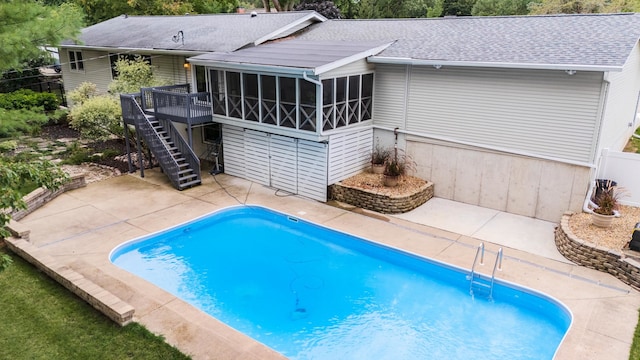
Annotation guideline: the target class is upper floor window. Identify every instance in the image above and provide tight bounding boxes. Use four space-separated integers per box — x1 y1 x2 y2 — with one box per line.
68 50 84 72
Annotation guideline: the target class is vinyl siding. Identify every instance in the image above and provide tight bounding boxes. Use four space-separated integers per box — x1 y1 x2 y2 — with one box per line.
152 55 189 85
405 67 603 164
600 42 640 151
60 48 112 97
320 59 375 79
371 64 407 129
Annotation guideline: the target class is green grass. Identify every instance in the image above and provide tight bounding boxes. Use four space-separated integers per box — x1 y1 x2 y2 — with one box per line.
0 249 191 360
631 310 640 360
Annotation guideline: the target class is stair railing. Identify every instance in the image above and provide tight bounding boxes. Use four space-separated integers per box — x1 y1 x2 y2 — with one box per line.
120 94 182 189
158 117 201 182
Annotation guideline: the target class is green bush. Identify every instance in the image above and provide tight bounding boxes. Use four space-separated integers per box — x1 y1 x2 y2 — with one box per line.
0 108 49 137
0 140 18 152
68 95 122 141
47 109 69 125
0 89 60 111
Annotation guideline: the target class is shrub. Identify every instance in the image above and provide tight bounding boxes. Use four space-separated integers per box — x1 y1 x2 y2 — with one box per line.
0 89 60 111
68 95 122 141
0 108 49 137
0 140 18 152
68 82 99 106
47 109 69 125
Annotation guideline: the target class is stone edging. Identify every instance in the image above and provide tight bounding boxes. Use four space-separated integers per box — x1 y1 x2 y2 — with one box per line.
4 237 134 326
10 173 86 222
3 172 134 326
555 212 640 291
329 180 434 214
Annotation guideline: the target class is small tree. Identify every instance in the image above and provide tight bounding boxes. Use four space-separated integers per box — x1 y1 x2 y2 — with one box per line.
0 158 68 239
108 56 168 95
294 0 342 18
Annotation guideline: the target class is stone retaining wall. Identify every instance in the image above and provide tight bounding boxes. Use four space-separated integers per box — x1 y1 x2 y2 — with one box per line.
2 172 134 326
555 212 640 291
5 237 134 326
329 180 434 214
10 173 86 221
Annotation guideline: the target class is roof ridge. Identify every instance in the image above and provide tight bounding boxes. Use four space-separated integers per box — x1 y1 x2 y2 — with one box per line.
323 12 637 23
113 10 317 19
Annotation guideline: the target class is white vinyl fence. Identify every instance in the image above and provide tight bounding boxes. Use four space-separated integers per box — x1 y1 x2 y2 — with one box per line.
598 148 640 207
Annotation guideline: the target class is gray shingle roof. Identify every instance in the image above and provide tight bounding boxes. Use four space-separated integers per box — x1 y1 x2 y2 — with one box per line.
297 13 640 70
62 11 324 53
190 39 390 74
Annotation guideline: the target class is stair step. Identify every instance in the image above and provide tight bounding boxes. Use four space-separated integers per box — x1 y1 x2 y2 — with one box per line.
177 169 193 175
179 174 198 182
471 281 491 289
178 179 201 190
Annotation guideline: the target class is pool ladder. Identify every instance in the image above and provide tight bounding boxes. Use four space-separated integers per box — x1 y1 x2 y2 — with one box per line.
468 243 503 300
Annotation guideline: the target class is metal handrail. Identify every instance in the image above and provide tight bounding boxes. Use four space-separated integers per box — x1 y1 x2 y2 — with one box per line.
489 248 503 299
468 243 485 294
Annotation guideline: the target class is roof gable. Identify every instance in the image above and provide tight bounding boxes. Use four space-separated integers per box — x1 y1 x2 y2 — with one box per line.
63 11 325 53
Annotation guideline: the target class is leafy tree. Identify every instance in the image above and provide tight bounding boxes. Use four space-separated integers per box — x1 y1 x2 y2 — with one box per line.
442 0 477 15
69 58 167 141
294 0 342 18
0 2 83 72
108 56 169 95
356 0 442 18
528 0 639 13
73 0 239 25
0 159 68 240
472 0 532 15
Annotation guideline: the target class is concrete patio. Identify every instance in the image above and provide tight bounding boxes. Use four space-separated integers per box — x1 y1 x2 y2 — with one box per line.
12 169 640 359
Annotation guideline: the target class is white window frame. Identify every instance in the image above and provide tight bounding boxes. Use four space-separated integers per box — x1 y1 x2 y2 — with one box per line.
68 50 84 72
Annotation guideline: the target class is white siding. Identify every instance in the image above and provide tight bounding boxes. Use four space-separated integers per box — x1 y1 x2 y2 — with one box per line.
221 125 245 178
405 67 603 164
327 128 373 184
220 125 328 201
60 49 112 97
298 140 328 201
270 135 298 194
244 129 270 185
153 55 188 85
320 59 375 79
372 64 407 129
600 42 640 151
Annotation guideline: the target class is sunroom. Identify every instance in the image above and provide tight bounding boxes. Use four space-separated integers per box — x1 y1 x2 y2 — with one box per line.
188 39 391 201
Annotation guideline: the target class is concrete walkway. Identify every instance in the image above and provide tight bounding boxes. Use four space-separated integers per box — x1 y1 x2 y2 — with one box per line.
14 170 640 359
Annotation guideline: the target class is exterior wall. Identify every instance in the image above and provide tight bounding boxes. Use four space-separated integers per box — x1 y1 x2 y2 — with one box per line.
405 67 603 164
371 64 408 130
60 48 112 96
153 55 189 85
600 42 640 151
60 49 191 101
405 137 591 222
320 59 375 79
369 64 606 221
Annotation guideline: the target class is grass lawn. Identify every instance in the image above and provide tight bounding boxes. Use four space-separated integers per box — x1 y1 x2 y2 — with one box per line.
631 310 640 360
0 248 190 360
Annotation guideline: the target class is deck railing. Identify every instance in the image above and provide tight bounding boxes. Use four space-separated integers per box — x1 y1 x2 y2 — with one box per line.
140 84 190 113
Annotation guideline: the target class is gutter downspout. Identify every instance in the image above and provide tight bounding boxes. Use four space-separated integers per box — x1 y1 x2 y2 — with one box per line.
582 72 620 216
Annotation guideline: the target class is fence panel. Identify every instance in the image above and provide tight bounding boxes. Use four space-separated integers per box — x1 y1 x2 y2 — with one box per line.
598 149 640 206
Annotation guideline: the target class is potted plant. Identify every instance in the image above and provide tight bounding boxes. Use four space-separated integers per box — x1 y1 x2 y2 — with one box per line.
383 148 414 187
591 180 622 228
370 143 390 175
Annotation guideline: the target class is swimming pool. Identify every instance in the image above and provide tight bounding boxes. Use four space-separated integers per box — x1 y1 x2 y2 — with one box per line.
111 206 571 359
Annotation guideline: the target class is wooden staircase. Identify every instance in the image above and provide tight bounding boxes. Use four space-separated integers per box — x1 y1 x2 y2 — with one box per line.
120 94 201 191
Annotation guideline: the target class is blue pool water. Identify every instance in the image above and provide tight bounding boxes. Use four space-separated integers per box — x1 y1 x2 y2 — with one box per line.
111 206 571 359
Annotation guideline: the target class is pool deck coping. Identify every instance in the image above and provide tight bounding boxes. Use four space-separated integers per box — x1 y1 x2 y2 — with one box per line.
10 170 640 360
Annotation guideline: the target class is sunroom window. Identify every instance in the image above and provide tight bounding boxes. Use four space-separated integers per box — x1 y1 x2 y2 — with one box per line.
206 69 372 134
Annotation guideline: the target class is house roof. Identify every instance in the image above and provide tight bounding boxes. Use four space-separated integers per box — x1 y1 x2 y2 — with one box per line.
61 11 325 54
296 13 640 71
189 39 391 75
